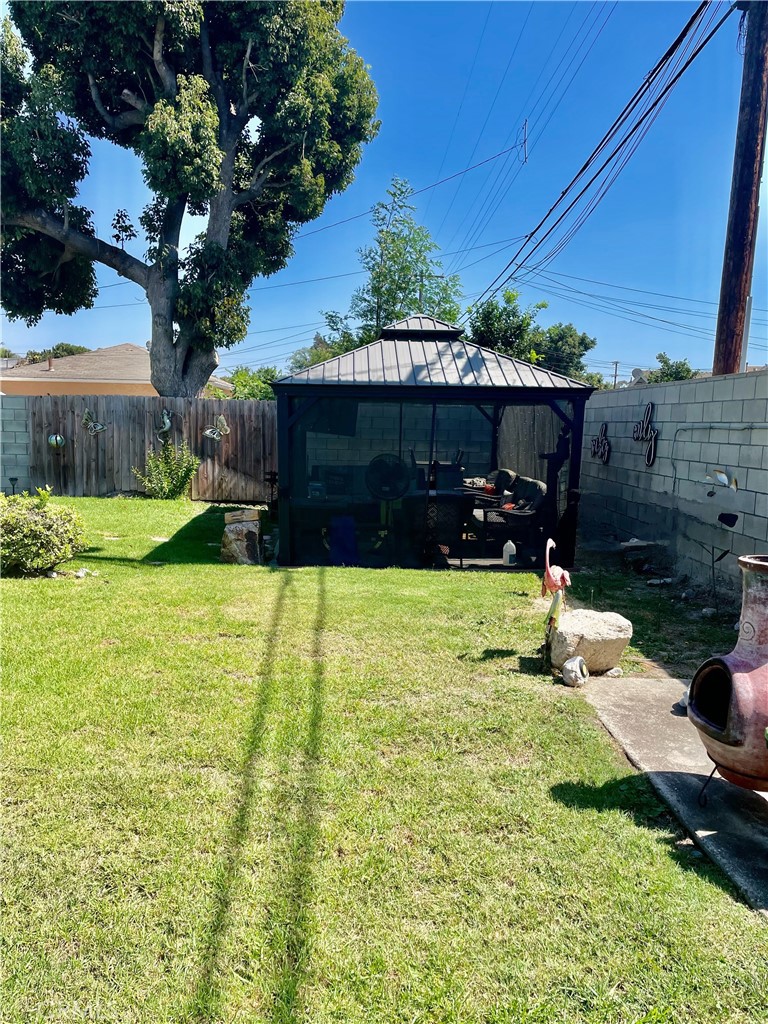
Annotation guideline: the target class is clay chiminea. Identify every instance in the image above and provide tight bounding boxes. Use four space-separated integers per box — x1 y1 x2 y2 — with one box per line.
687 555 768 791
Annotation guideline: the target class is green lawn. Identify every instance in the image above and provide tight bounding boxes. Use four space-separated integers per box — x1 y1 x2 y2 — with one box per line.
2 499 765 1024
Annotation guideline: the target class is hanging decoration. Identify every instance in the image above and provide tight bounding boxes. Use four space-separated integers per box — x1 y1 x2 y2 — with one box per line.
632 402 658 467
47 434 65 448
82 408 107 435
156 408 173 442
203 415 231 442
589 423 611 464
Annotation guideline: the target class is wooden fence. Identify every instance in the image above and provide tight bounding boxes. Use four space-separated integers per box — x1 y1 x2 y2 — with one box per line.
27 395 277 502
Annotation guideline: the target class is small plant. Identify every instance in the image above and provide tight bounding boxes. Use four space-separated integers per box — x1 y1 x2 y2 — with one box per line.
0 487 86 575
133 440 201 499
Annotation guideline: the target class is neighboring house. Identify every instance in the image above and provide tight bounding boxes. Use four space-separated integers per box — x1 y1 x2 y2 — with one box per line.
0 343 233 397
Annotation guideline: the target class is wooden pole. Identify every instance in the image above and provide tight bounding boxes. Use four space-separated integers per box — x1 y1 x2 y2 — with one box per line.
713 0 768 376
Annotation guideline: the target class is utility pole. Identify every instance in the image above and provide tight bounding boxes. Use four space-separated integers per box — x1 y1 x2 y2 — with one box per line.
612 360 619 389
712 0 768 376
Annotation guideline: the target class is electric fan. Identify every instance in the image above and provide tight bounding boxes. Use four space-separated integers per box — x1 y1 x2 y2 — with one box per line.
365 454 411 553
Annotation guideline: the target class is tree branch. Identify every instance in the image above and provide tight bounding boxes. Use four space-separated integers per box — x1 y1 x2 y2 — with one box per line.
6 208 150 289
153 16 177 99
120 89 147 113
88 73 146 129
242 38 253 108
200 16 229 138
232 142 297 207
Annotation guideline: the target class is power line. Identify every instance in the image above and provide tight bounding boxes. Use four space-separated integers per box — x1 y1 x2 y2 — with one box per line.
464 1 732 318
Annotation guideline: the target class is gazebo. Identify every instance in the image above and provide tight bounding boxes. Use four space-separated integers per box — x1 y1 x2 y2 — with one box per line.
273 317 593 568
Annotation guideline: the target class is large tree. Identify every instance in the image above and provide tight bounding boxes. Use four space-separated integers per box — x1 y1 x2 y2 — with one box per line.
289 178 463 370
466 290 601 384
1 2 379 396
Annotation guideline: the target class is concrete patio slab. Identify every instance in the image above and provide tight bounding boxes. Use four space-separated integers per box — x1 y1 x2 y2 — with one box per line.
584 674 768 914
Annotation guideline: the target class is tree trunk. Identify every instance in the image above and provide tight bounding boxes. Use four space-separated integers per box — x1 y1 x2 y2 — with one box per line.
147 274 219 396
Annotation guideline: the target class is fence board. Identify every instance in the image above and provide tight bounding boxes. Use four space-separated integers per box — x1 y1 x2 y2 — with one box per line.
24 395 277 502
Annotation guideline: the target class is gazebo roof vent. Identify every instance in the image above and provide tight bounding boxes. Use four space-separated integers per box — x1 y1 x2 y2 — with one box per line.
380 317 464 340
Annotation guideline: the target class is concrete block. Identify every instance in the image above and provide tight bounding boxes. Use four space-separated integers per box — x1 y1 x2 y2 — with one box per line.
736 444 764 470
707 401 723 422
721 399 744 422
746 467 768 495
11 431 30 445
699 442 720 464
685 402 707 423
732 375 757 401
694 380 715 404
742 398 767 424
717 443 742 469
2 443 28 455
712 377 735 402
733 489 756 516
741 513 768 545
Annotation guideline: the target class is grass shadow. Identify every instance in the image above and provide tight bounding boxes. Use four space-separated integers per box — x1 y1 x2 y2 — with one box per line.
188 566 326 1022
188 570 292 1021
263 566 326 1022
550 775 746 900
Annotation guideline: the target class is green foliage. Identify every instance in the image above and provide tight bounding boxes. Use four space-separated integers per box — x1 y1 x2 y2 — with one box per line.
26 343 89 363
467 291 598 379
645 351 695 383
0 486 86 575
0 346 18 358
111 209 137 249
349 177 462 337
466 289 547 361
142 75 224 204
577 370 609 389
216 365 279 400
2 2 379 392
289 313 360 371
132 440 201 499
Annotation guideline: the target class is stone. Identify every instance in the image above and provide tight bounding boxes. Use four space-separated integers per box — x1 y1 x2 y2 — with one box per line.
220 522 262 565
701 607 717 619
74 568 88 578
550 609 633 673
605 666 624 678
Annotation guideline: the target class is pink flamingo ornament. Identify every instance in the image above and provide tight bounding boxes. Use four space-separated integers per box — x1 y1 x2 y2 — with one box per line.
541 539 571 598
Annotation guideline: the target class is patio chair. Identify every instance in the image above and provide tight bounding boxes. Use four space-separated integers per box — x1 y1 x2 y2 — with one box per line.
471 475 548 557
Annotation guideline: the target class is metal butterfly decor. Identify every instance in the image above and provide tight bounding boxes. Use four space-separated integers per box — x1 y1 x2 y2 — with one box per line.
203 415 231 442
82 408 107 435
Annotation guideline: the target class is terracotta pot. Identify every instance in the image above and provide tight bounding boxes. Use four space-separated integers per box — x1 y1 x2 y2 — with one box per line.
687 554 768 791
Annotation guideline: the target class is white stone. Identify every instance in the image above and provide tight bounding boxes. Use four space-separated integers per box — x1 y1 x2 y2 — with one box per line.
220 522 262 565
550 609 633 673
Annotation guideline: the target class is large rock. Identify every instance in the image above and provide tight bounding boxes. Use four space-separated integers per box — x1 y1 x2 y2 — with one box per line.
550 609 632 673
220 522 262 565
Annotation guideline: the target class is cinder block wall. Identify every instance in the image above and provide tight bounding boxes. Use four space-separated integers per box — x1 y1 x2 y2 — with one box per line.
579 370 768 592
0 395 32 493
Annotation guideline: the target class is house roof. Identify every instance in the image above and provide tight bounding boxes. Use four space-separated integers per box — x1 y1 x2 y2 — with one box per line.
277 318 590 391
0 343 233 390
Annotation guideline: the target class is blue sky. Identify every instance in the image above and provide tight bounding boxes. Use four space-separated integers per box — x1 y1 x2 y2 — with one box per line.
3 0 767 380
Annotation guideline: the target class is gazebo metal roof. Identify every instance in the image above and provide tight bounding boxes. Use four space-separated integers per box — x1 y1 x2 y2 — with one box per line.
276 318 590 391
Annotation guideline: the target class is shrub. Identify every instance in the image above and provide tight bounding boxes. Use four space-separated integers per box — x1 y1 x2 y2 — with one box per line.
133 440 201 499
0 487 86 575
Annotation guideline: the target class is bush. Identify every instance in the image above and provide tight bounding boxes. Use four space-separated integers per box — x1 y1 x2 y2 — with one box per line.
0 487 87 575
133 440 201 499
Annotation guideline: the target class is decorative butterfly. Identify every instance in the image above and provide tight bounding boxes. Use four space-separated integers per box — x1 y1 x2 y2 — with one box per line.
203 415 231 442
82 408 107 435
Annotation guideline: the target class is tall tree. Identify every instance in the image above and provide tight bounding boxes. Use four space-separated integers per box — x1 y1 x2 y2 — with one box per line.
1 3 379 396
348 177 462 342
645 351 695 383
466 290 599 383
25 343 90 364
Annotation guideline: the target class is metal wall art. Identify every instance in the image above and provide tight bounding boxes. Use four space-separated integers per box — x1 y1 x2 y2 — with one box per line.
47 433 65 448
156 408 173 442
203 415 230 442
589 423 611 464
632 402 658 467
82 408 107 435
